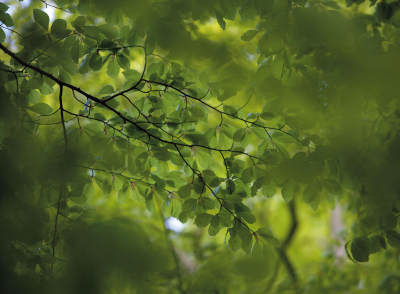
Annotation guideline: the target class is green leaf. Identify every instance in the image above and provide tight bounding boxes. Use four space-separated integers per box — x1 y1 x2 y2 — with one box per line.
233 128 247 142
147 62 164 76
182 198 197 212
241 167 254 184
198 197 217 210
216 13 226 30
27 90 41 104
246 112 257 120
0 11 13 27
109 116 124 125
238 225 252 252
94 113 106 121
70 37 80 63
0 3 8 12
117 54 130 69
33 9 49 31
153 151 170 161
145 37 156 54
386 230 400 249
281 179 298 202
240 211 256 224
229 234 241 251
123 69 141 83
99 85 114 95
303 180 321 209
190 105 206 120
30 103 53 115
107 57 120 78
178 211 189 223
261 181 276 198
208 215 221 236
98 24 119 39
79 54 90 74
89 53 103 71
51 19 68 39
96 178 113 195
59 69 71 84
369 235 386 254
185 133 209 145
105 97 119 109
195 213 213 227
0 27 4 43
126 125 143 139
148 95 159 103
223 105 237 115
257 227 280 246
350 237 370 262
235 203 256 224
81 25 103 40
72 15 86 28
234 255 272 280
227 179 235 194
261 112 275 120
193 176 205 194
178 184 192 199
241 29 258 41
219 209 233 227
202 169 216 182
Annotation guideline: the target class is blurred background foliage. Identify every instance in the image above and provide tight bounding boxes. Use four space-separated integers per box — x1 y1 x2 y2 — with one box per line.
1 0 400 293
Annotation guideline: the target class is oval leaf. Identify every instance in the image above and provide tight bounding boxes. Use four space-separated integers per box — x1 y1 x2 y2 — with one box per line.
117 54 130 69
33 9 49 31
89 53 103 71
51 19 68 38
30 103 53 115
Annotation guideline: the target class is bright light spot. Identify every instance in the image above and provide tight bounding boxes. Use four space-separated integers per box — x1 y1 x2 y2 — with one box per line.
43 5 56 22
10 0 56 21
20 0 32 9
88 169 95 177
246 53 256 61
165 217 185 233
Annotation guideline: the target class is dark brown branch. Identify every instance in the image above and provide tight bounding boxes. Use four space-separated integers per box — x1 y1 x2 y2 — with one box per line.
120 93 178 140
279 200 298 282
77 165 171 192
219 151 230 182
22 32 77 72
173 144 256 237
0 24 24 38
58 85 68 148
0 43 260 243
51 186 64 274
143 79 303 144
50 85 68 274
96 44 144 51
40 0 72 13
0 45 260 161
62 110 152 146
103 46 147 102
282 200 298 250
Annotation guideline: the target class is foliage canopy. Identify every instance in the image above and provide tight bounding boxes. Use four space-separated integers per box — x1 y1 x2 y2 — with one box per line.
1 0 400 293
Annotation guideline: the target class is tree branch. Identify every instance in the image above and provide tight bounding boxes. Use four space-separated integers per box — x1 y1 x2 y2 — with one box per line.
0 43 260 246
58 85 68 148
51 186 64 274
278 200 298 283
143 79 303 145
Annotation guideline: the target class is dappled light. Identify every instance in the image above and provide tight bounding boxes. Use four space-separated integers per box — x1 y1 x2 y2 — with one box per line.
1 0 400 293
